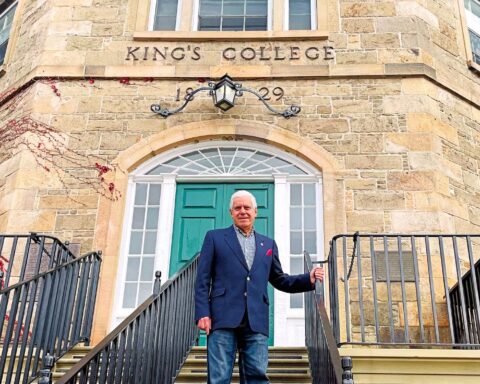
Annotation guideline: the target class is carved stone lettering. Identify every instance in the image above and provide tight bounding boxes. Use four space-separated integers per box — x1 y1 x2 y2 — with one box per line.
125 47 140 61
124 45 335 62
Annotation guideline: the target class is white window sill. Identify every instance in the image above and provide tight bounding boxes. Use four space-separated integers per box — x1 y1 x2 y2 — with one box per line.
133 30 328 41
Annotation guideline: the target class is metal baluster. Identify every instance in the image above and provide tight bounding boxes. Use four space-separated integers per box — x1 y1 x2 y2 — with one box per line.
369 236 380 343
425 236 439 343
356 237 365 342
38 353 54 384
438 236 455 343
466 236 480 345
452 236 470 344
383 236 394 342
6 236 19 287
84 254 102 345
411 236 424 343
341 356 354 384
342 237 350 343
397 236 409 343
6 284 29 383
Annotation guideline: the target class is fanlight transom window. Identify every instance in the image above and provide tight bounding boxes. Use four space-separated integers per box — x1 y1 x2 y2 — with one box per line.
146 147 309 176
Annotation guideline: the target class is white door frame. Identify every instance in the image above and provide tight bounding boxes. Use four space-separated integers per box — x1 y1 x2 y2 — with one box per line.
111 141 324 346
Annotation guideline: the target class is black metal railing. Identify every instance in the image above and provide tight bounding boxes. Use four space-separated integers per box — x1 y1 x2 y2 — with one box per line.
329 233 480 348
450 254 480 345
304 251 354 384
58 254 200 384
0 249 101 383
0 233 77 290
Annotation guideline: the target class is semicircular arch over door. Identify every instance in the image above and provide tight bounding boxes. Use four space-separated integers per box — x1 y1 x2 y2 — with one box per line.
113 140 325 346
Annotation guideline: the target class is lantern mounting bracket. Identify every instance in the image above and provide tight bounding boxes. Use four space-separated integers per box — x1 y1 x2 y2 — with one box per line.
150 74 301 119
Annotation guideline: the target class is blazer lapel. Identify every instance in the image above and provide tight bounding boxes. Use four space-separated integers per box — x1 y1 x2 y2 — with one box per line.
224 225 249 271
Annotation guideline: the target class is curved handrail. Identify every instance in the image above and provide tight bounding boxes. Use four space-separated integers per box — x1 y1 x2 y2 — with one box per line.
58 253 200 384
0 249 102 383
304 251 344 383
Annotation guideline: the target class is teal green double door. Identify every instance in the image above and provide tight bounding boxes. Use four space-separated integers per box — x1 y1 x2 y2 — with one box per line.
169 183 275 345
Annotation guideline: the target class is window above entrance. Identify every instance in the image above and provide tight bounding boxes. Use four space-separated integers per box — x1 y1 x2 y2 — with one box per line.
145 146 309 176
146 0 319 32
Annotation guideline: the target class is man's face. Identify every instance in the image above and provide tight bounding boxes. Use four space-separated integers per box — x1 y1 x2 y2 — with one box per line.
230 195 257 232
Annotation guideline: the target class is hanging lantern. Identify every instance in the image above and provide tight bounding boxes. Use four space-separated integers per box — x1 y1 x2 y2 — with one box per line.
212 74 237 111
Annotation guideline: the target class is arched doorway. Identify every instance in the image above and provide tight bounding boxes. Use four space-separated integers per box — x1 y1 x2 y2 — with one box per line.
112 140 325 345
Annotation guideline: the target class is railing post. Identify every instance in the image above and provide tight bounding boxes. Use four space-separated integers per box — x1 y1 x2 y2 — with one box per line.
38 353 54 384
153 270 162 295
0 269 3 290
341 356 354 384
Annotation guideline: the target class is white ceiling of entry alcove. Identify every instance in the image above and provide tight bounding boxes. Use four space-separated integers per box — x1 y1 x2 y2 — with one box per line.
133 141 320 178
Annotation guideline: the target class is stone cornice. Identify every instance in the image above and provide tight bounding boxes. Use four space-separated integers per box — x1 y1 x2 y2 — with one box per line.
2 63 480 109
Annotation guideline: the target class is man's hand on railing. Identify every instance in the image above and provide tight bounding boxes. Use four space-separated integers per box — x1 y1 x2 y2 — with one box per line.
197 316 212 335
310 267 324 284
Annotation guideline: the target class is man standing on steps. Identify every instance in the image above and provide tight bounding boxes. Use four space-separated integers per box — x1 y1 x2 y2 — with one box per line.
195 190 324 384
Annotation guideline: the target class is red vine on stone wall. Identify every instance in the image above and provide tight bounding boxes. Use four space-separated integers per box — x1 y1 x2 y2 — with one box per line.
0 79 122 202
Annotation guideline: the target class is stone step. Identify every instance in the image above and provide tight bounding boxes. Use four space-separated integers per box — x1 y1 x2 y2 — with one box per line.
175 346 311 383
175 372 311 383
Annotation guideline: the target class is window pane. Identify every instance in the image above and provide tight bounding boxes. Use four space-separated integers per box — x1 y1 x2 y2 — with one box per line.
245 17 267 30
0 3 16 62
198 0 267 31
289 0 311 30
290 257 304 275
132 207 145 229
139 283 153 303
123 283 137 308
290 0 310 13
223 17 244 30
200 0 222 15
143 232 157 254
153 0 179 30
223 0 245 16
304 231 317 254
290 231 302 253
141 257 155 281
156 0 179 16
290 207 302 230
289 14 311 30
129 232 143 254
135 183 147 205
304 207 316 230
148 184 161 205
246 0 267 15
146 207 159 229
470 29 480 64
126 257 140 281
290 293 303 308
304 184 315 205
290 184 302 205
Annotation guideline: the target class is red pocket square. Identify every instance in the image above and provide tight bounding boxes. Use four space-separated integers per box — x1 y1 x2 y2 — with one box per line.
266 249 273 256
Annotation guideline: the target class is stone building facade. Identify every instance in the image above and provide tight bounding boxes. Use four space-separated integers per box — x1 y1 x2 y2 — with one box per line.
0 0 479 346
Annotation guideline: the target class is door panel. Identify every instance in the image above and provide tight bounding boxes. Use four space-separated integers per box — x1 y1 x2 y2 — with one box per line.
170 184 222 274
179 218 216 262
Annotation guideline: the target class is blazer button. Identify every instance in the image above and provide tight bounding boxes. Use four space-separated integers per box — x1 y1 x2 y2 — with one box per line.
244 292 247 297
246 276 250 281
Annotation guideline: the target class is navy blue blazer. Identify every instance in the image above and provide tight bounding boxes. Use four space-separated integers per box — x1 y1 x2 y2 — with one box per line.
194 225 313 336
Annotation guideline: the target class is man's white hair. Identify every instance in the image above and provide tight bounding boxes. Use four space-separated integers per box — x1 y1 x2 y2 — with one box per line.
229 190 257 209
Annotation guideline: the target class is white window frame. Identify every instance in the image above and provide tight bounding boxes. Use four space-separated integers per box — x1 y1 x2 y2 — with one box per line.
0 1 17 64
465 0 480 34
283 0 316 31
149 0 183 31
192 0 273 31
